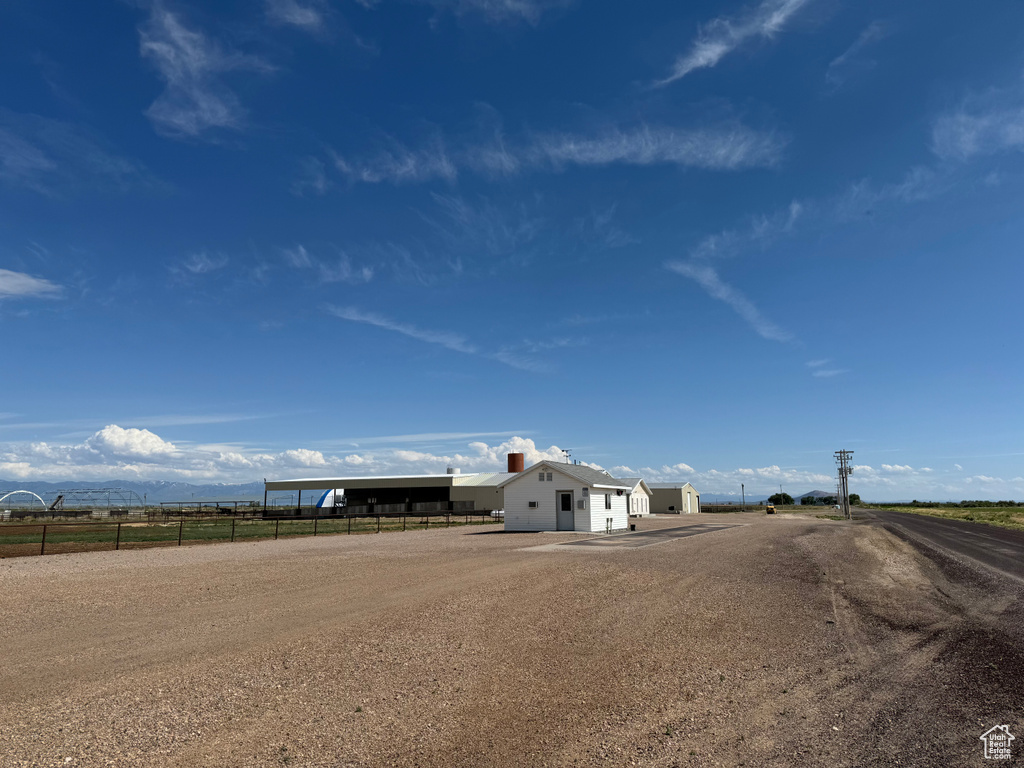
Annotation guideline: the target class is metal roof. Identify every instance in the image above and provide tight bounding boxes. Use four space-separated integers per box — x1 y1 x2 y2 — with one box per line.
498 461 631 490
265 471 521 492
453 472 517 487
648 482 698 490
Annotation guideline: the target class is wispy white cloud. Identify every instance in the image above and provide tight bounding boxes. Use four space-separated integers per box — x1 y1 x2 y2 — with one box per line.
826 20 891 90
931 83 1024 161
291 156 332 195
327 305 478 354
0 269 62 300
140 6 273 139
806 359 846 377
655 0 815 87
330 122 785 185
0 110 155 195
526 125 785 171
331 137 458 184
666 260 792 342
266 0 326 30
172 251 229 278
326 304 546 371
835 166 947 219
283 244 374 284
361 0 570 25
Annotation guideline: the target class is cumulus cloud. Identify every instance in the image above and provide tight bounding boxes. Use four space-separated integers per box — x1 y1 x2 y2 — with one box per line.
2 428 1020 498
140 6 273 138
0 269 62 300
655 0 815 86
0 429 569 483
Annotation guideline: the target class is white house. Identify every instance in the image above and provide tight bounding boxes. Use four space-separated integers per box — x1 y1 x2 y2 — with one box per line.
620 478 653 516
498 461 631 533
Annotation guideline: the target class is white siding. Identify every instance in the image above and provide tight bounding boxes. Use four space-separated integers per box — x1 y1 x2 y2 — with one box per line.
503 466 629 532
586 489 628 532
629 486 652 516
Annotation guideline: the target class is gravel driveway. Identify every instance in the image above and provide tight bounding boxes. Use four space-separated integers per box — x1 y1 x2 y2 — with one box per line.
1 512 1020 767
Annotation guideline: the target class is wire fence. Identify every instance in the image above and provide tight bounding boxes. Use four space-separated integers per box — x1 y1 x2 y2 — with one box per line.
0 511 501 559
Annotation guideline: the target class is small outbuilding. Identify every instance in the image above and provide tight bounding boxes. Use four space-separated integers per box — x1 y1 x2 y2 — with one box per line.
498 461 631 532
620 478 653 517
648 482 701 514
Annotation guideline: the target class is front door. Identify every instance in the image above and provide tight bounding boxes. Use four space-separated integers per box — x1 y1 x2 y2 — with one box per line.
556 491 574 530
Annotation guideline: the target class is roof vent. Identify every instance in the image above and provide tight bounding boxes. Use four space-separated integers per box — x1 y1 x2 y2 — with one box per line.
446 467 461 475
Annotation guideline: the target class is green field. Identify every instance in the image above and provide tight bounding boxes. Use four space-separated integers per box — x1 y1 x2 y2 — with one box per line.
868 505 1024 531
0 515 500 558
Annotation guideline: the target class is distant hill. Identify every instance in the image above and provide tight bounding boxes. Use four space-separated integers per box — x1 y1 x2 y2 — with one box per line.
0 479 266 504
795 490 836 500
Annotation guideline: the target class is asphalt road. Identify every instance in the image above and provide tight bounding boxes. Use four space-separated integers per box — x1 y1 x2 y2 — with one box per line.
558 523 743 549
860 506 1024 582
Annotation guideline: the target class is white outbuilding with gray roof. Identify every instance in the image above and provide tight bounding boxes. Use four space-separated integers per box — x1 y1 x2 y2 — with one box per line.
498 461 631 533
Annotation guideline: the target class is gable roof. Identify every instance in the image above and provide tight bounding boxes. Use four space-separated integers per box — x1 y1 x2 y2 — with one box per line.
619 478 653 495
647 482 697 492
497 460 631 490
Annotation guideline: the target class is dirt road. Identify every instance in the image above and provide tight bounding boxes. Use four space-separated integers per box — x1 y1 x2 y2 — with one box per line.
1 512 1020 767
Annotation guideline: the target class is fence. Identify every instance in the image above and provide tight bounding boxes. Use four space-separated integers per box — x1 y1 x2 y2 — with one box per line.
0 511 500 559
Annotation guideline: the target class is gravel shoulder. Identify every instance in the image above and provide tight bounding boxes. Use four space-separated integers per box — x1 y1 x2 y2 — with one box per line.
1 513 1020 767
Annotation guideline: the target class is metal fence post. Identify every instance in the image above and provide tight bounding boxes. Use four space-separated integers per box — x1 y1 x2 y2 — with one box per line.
313 515 318 536
347 515 352 535
115 522 122 551
275 518 280 539
447 513 450 528
40 524 47 556
231 517 236 542
402 515 406 532
377 515 381 534
178 519 184 546
425 515 429 530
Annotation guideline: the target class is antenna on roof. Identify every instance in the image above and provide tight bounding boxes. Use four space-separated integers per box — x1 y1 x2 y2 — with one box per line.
562 449 572 464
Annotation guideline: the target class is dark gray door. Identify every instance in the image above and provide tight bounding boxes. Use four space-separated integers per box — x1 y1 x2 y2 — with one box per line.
556 491 574 530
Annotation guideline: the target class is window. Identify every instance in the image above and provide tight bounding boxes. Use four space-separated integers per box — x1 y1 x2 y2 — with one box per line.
528 501 538 508
605 494 612 509
546 472 553 481
581 488 589 497
538 473 545 482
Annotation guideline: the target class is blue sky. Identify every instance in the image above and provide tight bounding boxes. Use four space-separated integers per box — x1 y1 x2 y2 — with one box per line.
2 0 1023 500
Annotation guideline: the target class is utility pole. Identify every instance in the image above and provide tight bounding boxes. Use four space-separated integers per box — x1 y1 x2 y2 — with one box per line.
834 450 854 520
741 483 745 512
